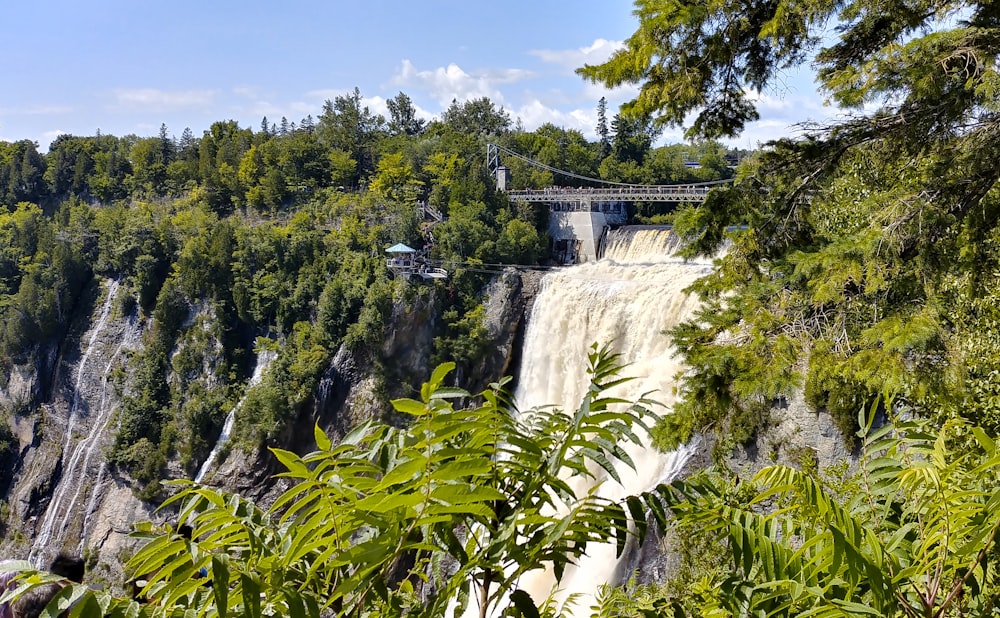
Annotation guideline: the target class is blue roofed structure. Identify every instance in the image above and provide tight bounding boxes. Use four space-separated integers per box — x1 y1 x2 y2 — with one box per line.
386 242 447 280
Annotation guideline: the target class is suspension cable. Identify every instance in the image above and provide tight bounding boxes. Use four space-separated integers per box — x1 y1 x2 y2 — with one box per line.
490 143 734 189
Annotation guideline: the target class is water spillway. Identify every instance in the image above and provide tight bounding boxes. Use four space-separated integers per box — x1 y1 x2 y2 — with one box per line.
513 226 711 614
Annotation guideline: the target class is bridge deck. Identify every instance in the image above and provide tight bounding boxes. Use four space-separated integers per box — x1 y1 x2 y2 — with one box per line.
507 185 712 204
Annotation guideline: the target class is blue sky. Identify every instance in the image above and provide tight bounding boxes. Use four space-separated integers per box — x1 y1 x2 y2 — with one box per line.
1 1 833 152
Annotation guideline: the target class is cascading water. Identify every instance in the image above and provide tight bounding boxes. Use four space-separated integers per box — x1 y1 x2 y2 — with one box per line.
194 349 277 484
58 279 120 462
73 316 143 553
32 278 137 564
511 227 711 615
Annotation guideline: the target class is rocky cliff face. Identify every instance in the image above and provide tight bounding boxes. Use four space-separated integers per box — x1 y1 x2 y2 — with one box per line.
0 268 540 579
0 263 852 599
206 270 540 502
0 278 150 576
628 390 857 588
472 268 543 394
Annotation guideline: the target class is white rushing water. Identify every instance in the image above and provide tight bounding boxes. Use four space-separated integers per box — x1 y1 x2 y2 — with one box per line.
194 349 277 483
510 227 711 615
33 278 135 563
74 316 143 553
58 279 120 462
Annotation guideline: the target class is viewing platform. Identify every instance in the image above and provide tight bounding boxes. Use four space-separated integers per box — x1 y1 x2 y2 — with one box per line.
385 243 447 281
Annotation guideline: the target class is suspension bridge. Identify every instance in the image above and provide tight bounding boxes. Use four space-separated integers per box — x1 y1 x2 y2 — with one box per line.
389 144 736 278
486 143 730 216
486 144 732 263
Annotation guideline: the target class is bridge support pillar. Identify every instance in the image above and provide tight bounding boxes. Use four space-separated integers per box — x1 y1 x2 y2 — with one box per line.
548 211 609 264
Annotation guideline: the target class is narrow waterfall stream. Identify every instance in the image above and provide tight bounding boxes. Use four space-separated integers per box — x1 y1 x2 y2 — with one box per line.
512 227 711 615
194 349 277 484
58 279 120 463
33 278 136 563
72 316 143 553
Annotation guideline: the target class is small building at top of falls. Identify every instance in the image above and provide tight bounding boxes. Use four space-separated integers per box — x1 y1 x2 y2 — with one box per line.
506 189 628 265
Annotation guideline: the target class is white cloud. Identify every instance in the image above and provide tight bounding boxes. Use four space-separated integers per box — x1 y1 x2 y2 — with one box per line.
581 81 639 107
134 122 160 135
749 90 827 116
221 85 321 125
740 89 835 145
0 124 66 149
508 99 609 142
33 130 68 151
111 88 218 111
362 95 433 124
306 88 353 102
513 99 582 132
391 59 533 108
236 99 317 121
291 90 421 122
365 95 389 121
0 104 73 116
233 86 265 100
735 120 800 149
529 39 624 72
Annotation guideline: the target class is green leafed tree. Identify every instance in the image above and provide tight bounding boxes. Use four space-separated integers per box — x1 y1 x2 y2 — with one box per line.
582 0 1000 444
387 91 426 137
440 98 512 138
317 87 385 185
368 152 423 204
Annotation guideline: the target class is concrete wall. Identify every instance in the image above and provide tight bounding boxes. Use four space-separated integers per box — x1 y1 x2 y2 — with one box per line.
548 211 609 263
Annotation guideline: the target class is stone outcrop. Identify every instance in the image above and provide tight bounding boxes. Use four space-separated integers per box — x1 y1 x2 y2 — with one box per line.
630 389 857 588
0 278 147 576
202 272 538 506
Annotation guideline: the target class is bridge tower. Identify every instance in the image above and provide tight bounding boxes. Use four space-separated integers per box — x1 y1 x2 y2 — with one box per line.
487 143 510 191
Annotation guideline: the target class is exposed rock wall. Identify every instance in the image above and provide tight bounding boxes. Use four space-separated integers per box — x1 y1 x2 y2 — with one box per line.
631 389 857 587
464 268 542 395
207 273 538 505
0 278 151 574
0 261 853 604
0 363 40 418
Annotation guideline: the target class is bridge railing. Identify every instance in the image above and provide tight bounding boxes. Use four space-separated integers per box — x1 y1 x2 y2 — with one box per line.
507 185 713 203
418 202 444 222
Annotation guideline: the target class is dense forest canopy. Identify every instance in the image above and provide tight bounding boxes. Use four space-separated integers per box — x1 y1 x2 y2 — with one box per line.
571 0 1000 615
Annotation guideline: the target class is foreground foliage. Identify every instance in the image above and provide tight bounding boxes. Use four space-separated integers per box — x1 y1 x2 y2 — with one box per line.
13 394 1000 617
582 0 1000 447
643 412 1000 617
24 347 661 617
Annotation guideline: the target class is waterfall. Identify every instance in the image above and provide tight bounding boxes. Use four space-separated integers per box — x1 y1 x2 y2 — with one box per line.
599 226 681 263
511 227 710 615
32 278 136 564
58 279 120 461
194 349 277 484
74 316 143 553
